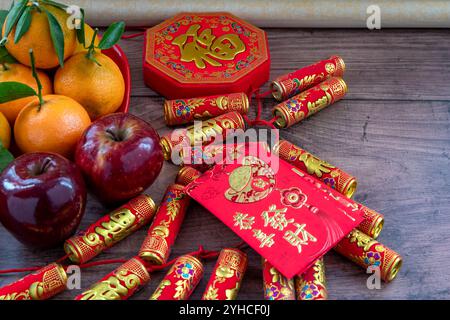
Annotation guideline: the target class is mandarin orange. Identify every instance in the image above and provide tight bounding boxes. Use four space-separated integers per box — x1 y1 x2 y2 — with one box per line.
0 63 52 124
0 111 11 149
3 4 77 69
14 95 91 157
54 52 124 119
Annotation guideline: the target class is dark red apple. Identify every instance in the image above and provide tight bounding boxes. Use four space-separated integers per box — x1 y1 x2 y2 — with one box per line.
75 113 163 205
0 152 86 248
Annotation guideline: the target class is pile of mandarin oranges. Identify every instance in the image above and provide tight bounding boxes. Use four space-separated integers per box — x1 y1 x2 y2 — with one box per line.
0 0 125 159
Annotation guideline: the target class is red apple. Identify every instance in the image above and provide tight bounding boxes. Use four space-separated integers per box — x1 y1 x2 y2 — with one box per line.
75 113 163 204
0 152 86 248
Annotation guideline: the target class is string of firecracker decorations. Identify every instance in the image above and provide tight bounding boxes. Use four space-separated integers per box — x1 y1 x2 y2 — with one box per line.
0 176 247 300
0 50 402 300
155 53 402 300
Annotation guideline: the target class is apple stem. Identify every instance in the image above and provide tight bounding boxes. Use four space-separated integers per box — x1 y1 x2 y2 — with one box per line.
40 158 52 174
29 49 44 111
105 129 122 142
32 157 52 176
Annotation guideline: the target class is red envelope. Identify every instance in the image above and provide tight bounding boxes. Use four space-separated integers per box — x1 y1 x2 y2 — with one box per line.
185 143 364 278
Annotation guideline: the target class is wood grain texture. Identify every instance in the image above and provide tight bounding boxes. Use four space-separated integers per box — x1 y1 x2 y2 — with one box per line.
1 28 450 300
130 29 450 101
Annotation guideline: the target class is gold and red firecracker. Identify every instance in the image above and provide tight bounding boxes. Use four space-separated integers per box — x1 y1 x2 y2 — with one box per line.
0 263 67 300
180 143 247 172
164 92 249 126
262 259 295 300
179 146 217 172
202 248 248 300
149 255 204 300
356 204 385 239
334 229 402 282
139 184 190 265
64 194 157 264
271 56 346 101
75 257 150 300
273 139 384 239
159 111 246 161
294 258 327 300
273 139 357 198
176 166 202 186
272 76 348 128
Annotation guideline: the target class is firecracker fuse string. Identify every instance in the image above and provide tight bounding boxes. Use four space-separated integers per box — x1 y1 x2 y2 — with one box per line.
121 27 344 130
156 75 347 140
76 244 247 300
119 28 402 295
0 166 248 301
0 46 403 300
0 242 246 300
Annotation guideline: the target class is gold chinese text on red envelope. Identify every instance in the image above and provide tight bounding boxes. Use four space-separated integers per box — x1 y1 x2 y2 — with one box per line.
185 143 364 278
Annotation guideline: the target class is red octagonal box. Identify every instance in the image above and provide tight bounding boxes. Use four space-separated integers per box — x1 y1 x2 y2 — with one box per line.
143 12 271 99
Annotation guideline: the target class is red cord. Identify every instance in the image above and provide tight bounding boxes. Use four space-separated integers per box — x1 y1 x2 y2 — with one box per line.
242 87 279 129
0 266 42 275
144 245 215 273
124 26 148 31
0 258 129 275
0 253 70 275
121 31 146 39
255 90 262 121
235 241 248 250
76 258 128 270
0 241 248 276
247 87 260 107
144 241 248 273
56 254 70 263
257 88 273 99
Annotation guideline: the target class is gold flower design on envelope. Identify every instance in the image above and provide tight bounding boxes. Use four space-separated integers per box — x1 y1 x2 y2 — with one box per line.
225 156 275 203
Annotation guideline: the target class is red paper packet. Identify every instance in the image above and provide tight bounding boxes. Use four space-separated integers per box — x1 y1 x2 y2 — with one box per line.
185 142 364 278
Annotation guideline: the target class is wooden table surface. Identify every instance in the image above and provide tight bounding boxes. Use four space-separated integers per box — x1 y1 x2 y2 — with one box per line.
1 28 450 300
